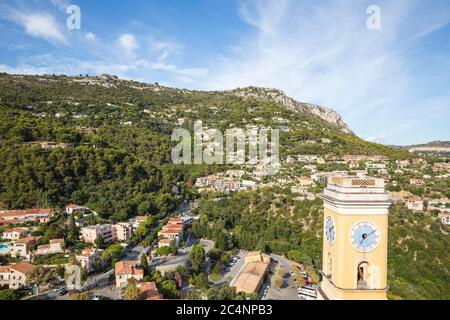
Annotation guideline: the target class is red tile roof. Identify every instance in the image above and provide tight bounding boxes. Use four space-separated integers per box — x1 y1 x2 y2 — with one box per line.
115 261 144 276
10 261 35 274
140 282 163 300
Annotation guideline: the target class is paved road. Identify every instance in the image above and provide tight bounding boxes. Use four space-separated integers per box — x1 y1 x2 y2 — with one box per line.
215 250 247 288
151 239 214 273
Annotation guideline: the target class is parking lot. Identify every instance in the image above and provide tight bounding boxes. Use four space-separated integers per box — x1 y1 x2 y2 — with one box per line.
261 254 315 300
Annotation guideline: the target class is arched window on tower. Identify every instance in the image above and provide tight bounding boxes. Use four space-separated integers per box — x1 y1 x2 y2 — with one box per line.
357 261 369 289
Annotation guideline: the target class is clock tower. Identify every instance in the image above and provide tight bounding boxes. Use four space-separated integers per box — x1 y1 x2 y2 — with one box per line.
318 176 391 300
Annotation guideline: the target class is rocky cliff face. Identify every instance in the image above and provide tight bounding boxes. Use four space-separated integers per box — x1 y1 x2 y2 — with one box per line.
232 87 352 134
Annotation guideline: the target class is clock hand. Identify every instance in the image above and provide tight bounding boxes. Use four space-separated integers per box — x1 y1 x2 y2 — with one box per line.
360 230 376 244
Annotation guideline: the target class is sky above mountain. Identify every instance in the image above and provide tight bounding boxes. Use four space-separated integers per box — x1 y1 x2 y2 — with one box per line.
0 0 449 145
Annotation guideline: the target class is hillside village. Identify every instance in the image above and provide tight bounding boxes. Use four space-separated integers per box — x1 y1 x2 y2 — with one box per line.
0 73 448 301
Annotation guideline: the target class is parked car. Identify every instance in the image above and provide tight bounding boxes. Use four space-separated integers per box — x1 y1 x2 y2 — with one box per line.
58 289 68 296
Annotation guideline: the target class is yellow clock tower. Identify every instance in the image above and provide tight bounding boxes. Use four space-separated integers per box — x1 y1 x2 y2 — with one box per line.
318 176 391 300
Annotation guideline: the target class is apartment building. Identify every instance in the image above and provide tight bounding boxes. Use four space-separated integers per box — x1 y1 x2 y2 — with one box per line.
80 223 132 244
80 224 114 244
112 223 133 241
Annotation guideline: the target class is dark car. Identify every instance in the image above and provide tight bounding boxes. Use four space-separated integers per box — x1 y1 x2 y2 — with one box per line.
58 289 68 296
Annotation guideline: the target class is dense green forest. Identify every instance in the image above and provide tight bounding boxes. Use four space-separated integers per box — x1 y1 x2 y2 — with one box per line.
0 73 409 215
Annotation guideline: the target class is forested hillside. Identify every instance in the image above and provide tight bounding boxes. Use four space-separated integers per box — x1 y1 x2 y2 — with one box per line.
0 73 409 215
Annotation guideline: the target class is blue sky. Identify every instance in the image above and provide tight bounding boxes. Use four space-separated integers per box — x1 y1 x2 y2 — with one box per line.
0 0 449 146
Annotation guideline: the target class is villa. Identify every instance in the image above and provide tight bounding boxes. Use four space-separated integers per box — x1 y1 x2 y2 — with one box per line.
36 239 64 255
115 261 144 288
2 227 29 241
75 248 102 272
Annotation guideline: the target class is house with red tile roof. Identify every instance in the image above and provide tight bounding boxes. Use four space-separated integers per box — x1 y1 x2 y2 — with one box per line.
9 236 41 258
0 261 35 289
0 208 54 225
2 227 29 241
115 261 144 288
65 204 89 215
139 282 163 300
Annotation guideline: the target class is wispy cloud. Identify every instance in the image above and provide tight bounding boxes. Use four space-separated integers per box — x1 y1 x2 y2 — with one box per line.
9 11 67 44
204 0 450 144
118 33 139 54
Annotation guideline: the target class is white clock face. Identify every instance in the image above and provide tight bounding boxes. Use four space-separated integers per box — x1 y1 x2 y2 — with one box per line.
350 221 380 253
325 216 336 246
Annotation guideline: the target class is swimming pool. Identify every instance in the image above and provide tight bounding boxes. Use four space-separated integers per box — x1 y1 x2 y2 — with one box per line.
0 243 9 254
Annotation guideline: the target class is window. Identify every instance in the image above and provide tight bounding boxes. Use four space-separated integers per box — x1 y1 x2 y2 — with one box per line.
357 262 369 289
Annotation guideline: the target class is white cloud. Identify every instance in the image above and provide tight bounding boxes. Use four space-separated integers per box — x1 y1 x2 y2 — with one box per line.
48 0 70 12
118 33 139 53
149 37 183 61
14 12 67 44
85 32 96 41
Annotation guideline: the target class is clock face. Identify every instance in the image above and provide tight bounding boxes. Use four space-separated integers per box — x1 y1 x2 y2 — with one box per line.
350 221 380 253
325 216 336 246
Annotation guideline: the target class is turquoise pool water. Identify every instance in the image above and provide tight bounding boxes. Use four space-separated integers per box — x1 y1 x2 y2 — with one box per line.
0 243 9 253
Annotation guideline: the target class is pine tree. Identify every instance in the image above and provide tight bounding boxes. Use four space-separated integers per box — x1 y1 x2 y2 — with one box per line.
123 279 140 300
66 213 79 246
140 253 149 275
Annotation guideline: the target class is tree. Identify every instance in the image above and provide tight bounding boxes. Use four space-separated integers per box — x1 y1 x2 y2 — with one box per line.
306 266 320 284
218 284 233 300
188 244 206 273
123 279 140 300
296 275 306 287
287 250 303 263
160 280 179 299
189 273 209 290
69 291 90 300
274 277 282 289
0 289 20 300
27 266 56 293
277 267 285 278
169 239 178 255
66 213 79 245
95 235 106 249
102 244 123 266
140 253 149 275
